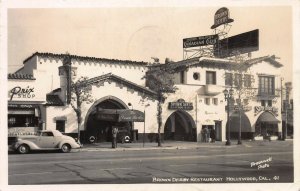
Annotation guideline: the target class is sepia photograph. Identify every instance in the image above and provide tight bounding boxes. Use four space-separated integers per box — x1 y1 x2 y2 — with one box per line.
1 0 299 191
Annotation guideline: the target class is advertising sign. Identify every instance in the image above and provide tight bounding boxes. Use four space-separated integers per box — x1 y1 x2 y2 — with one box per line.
254 106 278 116
183 35 218 48
118 110 145 122
214 29 259 58
168 99 193 110
211 7 234 29
96 113 119 121
96 109 145 122
9 86 35 101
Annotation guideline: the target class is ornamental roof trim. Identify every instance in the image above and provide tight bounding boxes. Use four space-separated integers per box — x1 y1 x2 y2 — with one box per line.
159 55 283 72
8 73 36 80
24 52 149 66
81 73 158 99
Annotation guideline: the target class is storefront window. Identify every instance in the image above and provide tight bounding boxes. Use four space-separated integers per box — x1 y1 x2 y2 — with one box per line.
8 114 37 127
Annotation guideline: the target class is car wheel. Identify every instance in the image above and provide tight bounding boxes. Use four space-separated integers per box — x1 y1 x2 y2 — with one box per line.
18 144 29 154
61 144 71 153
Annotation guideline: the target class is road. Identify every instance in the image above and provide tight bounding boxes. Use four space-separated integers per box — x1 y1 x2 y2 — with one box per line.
8 141 293 184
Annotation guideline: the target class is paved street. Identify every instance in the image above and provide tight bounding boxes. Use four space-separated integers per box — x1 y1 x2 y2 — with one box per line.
8 140 293 184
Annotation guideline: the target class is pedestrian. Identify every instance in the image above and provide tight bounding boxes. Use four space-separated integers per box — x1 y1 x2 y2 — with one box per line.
210 127 216 143
204 127 209 142
201 128 205 142
206 127 210 142
112 127 118 148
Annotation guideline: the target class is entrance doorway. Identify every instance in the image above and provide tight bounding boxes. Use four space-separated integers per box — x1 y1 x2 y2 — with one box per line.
85 98 133 143
163 110 196 142
255 112 280 139
227 111 253 140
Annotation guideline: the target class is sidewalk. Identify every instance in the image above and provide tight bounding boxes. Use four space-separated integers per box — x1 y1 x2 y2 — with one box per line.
78 139 293 152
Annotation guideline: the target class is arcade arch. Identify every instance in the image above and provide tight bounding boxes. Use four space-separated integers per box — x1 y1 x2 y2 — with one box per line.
84 96 133 143
163 110 197 142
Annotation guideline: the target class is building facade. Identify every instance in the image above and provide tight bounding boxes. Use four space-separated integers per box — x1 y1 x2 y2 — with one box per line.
8 52 284 143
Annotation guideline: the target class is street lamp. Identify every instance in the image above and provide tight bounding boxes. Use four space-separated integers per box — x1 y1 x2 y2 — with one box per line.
143 103 150 147
223 88 234 146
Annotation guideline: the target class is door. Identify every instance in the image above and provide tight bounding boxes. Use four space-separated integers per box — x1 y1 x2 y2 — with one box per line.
215 121 222 141
37 132 56 148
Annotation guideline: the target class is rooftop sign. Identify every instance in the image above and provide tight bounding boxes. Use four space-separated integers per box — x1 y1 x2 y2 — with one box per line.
211 7 234 29
183 35 218 48
214 29 259 58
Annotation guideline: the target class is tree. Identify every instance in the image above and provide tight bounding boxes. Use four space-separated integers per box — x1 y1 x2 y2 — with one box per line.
145 64 177 147
225 52 256 144
70 77 93 144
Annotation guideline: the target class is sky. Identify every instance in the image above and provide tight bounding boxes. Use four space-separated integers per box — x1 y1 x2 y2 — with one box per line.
7 5 293 82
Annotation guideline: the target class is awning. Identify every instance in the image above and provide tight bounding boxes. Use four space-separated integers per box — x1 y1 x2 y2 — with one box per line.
228 111 254 132
96 109 145 122
8 109 35 115
257 112 280 124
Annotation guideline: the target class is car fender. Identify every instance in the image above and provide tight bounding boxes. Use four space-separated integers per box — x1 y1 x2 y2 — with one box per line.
58 140 80 149
14 140 40 150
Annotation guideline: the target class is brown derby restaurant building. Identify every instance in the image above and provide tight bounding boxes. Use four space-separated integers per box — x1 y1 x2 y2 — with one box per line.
8 52 284 143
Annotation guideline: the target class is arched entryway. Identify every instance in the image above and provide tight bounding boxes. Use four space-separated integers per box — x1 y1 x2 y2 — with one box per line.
163 110 197 142
227 111 253 140
255 111 280 139
84 97 133 143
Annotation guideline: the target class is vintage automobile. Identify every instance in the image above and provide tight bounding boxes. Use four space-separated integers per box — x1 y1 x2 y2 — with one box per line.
11 130 81 154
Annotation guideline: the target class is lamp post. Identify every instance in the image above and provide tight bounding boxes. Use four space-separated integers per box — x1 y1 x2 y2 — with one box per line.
143 103 150 147
223 88 234 146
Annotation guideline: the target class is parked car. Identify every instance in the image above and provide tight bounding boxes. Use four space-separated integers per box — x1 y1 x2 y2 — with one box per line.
10 130 81 154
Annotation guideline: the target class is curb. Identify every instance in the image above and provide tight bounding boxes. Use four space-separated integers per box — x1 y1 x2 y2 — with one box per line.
76 144 238 152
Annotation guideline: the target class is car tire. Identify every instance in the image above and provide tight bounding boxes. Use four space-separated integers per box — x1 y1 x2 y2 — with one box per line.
61 144 71 153
17 144 29 154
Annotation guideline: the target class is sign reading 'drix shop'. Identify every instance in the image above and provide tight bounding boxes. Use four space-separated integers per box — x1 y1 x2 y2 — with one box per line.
9 86 35 101
211 7 234 29
183 35 218 48
168 99 193 110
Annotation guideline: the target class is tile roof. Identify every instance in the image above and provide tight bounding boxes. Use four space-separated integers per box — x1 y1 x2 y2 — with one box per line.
156 55 283 72
8 73 36 80
46 95 64 106
24 52 149 66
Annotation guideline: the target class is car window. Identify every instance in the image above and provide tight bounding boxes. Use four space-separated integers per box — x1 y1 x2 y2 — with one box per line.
41 132 54 136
